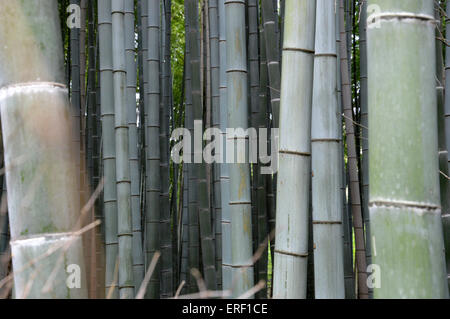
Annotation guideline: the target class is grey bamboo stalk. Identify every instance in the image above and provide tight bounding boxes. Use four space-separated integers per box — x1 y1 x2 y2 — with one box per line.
435 2 450 292
0 0 87 298
257 21 269 299
443 0 450 288
311 0 345 299
218 0 231 292
145 0 161 299
261 0 281 128
336 4 354 299
248 0 260 287
367 0 448 298
98 0 119 298
80 0 87 113
160 0 173 298
111 0 134 299
184 13 198 293
209 0 223 290
124 0 144 293
186 0 217 291
225 0 254 297
272 0 315 299
338 0 368 299
359 0 371 292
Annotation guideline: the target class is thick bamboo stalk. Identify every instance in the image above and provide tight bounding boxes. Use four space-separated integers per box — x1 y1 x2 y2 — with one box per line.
367 0 448 298
272 0 315 299
224 0 254 297
311 0 345 299
124 0 144 293
338 0 368 299
145 0 161 299
0 0 87 298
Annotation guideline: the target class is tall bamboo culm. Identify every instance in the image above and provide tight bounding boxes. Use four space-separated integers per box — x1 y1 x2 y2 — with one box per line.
124 0 144 293
98 0 119 298
0 0 87 298
224 0 254 297
272 0 316 299
367 0 448 298
218 0 232 293
311 0 345 299
145 0 161 299
338 0 368 299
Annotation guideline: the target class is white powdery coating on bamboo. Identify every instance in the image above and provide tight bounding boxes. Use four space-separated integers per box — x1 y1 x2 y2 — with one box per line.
11 232 79 248
367 12 437 28
370 200 441 217
0 82 67 101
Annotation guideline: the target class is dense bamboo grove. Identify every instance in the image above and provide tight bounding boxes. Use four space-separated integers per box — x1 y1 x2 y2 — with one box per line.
0 0 449 299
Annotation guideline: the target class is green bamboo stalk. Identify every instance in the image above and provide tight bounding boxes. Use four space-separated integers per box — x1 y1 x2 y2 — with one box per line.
261 0 281 128
359 0 371 297
186 0 217 291
336 3 354 299
0 0 87 298
443 0 450 290
111 0 134 299
311 0 345 299
256 20 269 300
145 0 161 299
435 1 450 292
160 0 173 298
124 0 144 293
272 0 315 299
98 0 119 298
209 0 222 291
225 0 254 297
338 0 368 299
367 0 448 298
218 0 232 293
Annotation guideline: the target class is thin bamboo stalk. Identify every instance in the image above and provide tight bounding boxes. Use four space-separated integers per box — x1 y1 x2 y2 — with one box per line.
124 0 144 293
145 0 161 299
338 0 368 299
218 0 231 292
208 0 222 290
98 0 119 298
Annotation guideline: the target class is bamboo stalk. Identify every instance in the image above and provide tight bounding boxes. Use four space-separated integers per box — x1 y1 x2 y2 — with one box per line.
367 0 448 298
311 0 345 299
272 0 316 299
225 0 254 297
338 0 368 299
98 0 119 298
0 0 88 298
